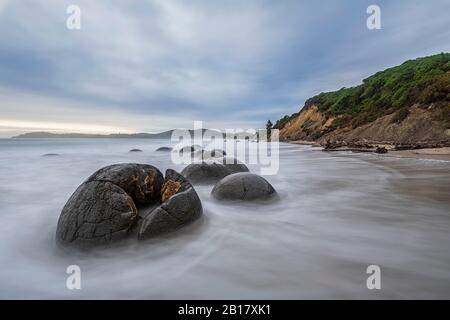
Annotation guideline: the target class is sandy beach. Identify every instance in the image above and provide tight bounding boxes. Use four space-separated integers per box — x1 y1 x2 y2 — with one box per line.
389 147 450 161
288 141 450 161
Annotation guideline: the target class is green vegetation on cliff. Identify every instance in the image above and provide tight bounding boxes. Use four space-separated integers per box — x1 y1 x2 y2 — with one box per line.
276 53 450 131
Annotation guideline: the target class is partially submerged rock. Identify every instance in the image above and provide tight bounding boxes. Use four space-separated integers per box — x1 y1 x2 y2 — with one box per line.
202 149 226 158
212 157 249 174
155 146 172 152
181 158 248 185
179 145 202 155
129 149 143 152
85 164 163 205
138 169 202 239
211 172 276 201
42 153 60 157
56 164 204 247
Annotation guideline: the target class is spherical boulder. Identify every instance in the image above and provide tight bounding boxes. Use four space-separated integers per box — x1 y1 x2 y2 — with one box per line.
85 163 164 205
212 157 249 174
211 172 276 201
138 169 202 239
181 159 248 185
202 149 226 158
56 164 164 247
42 153 60 157
179 145 202 154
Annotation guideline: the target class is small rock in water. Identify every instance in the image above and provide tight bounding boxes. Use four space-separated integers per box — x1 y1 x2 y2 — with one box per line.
129 149 143 152
179 145 202 155
211 172 276 201
202 149 226 158
138 169 202 239
41 153 60 157
155 146 172 152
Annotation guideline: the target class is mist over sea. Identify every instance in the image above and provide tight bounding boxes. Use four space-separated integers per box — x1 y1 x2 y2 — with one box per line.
0 138 449 299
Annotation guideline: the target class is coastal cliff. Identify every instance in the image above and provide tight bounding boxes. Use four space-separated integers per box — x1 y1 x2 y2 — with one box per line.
275 53 450 148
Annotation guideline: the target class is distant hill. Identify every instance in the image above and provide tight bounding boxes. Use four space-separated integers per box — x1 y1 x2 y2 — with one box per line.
12 129 230 139
275 53 450 147
12 131 174 139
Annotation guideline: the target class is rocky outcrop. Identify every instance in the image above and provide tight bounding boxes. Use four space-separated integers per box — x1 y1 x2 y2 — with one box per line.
155 146 172 152
280 105 450 148
211 172 277 201
276 54 450 149
129 149 143 152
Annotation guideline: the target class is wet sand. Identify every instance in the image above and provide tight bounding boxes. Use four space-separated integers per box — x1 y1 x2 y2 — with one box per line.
389 147 450 161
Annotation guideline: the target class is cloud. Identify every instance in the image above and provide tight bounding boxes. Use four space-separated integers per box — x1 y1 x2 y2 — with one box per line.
0 0 449 136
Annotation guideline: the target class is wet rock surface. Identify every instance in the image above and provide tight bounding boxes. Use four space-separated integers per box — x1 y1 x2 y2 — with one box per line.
129 149 143 152
211 172 276 201
85 164 164 205
179 145 202 155
202 149 226 158
155 146 172 152
56 164 203 247
181 158 249 185
212 157 249 174
56 164 164 246
41 153 60 157
138 169 202 239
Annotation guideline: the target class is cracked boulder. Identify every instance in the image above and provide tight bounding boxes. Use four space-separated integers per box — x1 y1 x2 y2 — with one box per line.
181 158 248 185
56 164 164 247
138 169 203 239
211 172 276 201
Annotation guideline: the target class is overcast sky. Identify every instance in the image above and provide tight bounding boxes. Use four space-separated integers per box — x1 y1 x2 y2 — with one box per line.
0 0 449 137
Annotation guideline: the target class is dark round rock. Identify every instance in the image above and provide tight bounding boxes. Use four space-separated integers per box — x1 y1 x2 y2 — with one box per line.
138 169 202 239
181 159 248 185
211 172 276 201
129 149 143 152
85 164 164 205
212 157 249 174
56 163 164 247
202 149 226 158
179 145 202 155
155 146 173 152
42 153 60 157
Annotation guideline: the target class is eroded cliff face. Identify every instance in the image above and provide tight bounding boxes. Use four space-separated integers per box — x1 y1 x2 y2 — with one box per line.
279 104 450 146
279 105 333 142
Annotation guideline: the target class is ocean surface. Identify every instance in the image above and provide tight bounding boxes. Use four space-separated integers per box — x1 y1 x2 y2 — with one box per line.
0 138 449 299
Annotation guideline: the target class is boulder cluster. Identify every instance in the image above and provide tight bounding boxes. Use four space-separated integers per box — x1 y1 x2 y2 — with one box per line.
56 145 277 248
178 147 277 201
56 163 202 247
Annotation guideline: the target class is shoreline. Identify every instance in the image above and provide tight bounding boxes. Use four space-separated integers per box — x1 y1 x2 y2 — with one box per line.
286 140 450 161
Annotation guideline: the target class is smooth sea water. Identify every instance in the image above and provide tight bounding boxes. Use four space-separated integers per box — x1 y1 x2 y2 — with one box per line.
0 138 449 299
